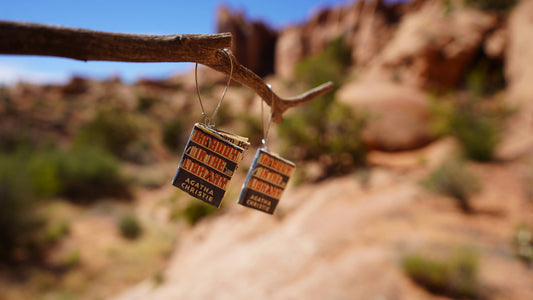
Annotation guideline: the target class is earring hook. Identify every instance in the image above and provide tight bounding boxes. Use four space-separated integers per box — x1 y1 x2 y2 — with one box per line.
261 83 274 150
194 48 234 128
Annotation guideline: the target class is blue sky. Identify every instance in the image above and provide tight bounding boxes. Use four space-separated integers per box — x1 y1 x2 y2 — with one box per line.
0 0 402 85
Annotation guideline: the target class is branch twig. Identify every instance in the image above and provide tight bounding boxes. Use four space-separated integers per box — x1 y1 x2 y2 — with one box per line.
0 20 334 122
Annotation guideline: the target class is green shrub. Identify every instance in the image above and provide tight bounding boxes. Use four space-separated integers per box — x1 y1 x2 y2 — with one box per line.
63 250 81 268
422 159 480 213
0 126 33 152
513 224 533 266
118 215 143 240
402 249 480 299
213 102 233 127
27 150 63 198
2 146 131 203
0 86 14 115
0 152 45 262
181 201 217 225
0 146 130 262
74 109 141 159
236 114 263 146
278 99 367 178
153 271 165 285
430 96 510 162
44 220 70 244
295 36 351 87
162 118 187 152
55 147 131 201
122 139 155 164
464 57 506 98
279 37 366 179
137 96 160 112
465 0 517 12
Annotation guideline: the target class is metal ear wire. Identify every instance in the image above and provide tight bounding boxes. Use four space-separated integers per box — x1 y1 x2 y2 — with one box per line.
194 62 209 125
194 48 234 127
261 83 274 150
209 48 233 128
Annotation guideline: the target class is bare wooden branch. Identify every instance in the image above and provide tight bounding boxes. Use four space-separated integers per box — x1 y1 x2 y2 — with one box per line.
205 50 335 122
0 20 334 122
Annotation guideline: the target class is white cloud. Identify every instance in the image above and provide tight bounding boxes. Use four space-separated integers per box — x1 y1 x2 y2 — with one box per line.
0 63 69 86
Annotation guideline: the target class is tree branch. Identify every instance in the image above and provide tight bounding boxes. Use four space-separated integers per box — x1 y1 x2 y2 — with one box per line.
0 20 334 122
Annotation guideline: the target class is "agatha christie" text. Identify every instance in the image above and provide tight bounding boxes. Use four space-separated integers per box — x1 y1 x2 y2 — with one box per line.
180 177 214 203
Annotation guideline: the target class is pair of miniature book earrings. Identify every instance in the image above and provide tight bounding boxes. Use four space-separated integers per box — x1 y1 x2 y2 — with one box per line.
172 49 295 215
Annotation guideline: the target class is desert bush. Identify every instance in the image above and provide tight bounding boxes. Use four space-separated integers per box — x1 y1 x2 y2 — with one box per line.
137 96 161 112
63 250 81 268
0 124 57 154
181 201 217 225
27 150 63 198
236 113 263 146
402 249 480 299
430 95 510 162
74 109 142 160
513 224 533 266
153 271 165 285
278 99 367 178
162 118 187 152
4 146 131 202
422 159 480 213
465 0 517 12
213 102 233 127
44 220 70 244
295 36 351 87
0 86 14 115
55 147 131 201
279 37 367 179
0 138 131 260
118 215 143 240
123 139 156 164
0 126 31 152
0 152 45 263
464 55 506 98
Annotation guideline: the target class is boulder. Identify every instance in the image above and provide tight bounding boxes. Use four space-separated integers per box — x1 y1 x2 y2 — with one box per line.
337 80 434 152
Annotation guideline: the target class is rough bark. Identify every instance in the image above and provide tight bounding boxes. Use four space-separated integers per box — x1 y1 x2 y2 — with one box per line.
0 20 334 122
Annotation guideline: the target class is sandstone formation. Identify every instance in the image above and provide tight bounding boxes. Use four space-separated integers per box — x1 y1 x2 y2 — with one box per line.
377 2 498 90
275 26 305 80
275 0 503 92
216 5 277 77
497 0 533 159
115 150 533 300
276 0 405 80
505 0 533 101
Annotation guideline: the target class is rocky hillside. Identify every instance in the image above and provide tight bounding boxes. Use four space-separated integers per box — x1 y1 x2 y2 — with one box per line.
116 140 533 300
219 0 530 153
